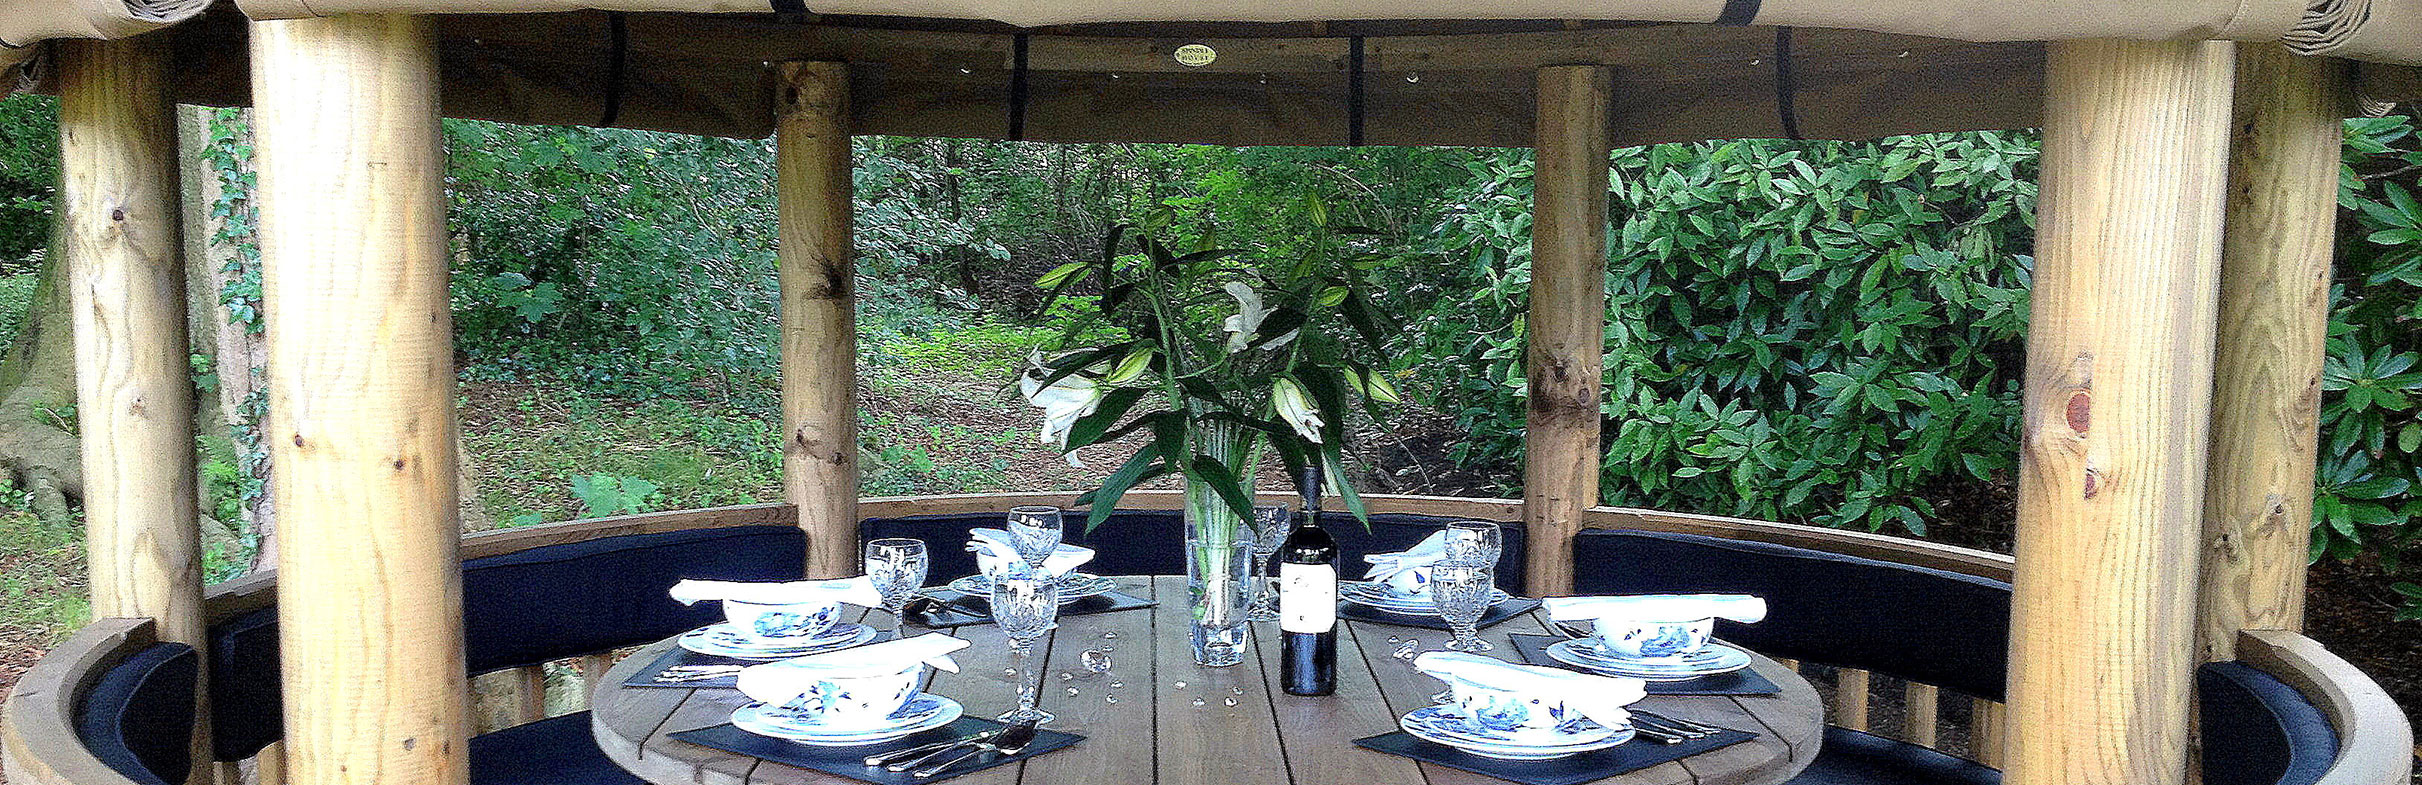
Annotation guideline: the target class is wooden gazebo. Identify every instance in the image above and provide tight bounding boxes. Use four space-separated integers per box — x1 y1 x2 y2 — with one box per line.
0 1 2414 784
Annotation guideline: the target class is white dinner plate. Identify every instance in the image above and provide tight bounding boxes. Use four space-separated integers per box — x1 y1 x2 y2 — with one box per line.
1544 639 1753 681
677 622 879 659
730 694 963 745
1398 705 1631 760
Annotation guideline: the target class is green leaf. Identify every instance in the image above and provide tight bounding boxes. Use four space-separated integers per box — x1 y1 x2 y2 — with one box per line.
1061 388 1150 450
1076 442 1169 532
1185 455 1260 524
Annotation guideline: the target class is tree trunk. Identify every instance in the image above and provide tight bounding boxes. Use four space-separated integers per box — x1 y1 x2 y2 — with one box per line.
0 232 84 526
177 105 277 572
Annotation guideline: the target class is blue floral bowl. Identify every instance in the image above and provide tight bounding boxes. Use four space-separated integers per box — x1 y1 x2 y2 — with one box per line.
1587 617 1714 660
723 599 842 641
1440 678 1623 746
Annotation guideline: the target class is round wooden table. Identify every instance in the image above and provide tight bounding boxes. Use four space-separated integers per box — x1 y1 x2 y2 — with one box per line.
592 575 1824 785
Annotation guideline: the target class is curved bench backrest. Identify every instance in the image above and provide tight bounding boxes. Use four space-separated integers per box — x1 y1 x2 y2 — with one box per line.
203 523 808 761
2200 661 2339 785
1572 529 2012 701
74 644 198 785
861 510 1532 594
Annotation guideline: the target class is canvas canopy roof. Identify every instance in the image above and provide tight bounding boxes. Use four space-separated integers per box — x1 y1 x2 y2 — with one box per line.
1 0 2416 146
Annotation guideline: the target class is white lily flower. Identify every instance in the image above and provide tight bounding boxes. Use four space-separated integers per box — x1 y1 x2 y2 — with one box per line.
1272 377 1325 443
1220 281 1269 354
1020 366 1105 467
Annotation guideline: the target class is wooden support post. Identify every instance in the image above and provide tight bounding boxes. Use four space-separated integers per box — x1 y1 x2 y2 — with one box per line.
252 15 470 785
1832 668 1871 732
56 34 211 784
2197 44 2346 663
1972 698 2005 768
2006 39 2232 785
1905 682 1940 748
776 61 860 579
1523 65 1612 596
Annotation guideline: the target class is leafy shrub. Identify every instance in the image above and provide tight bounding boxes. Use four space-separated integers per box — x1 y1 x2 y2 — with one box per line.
2325 117 2422 614
1405 133 2039 535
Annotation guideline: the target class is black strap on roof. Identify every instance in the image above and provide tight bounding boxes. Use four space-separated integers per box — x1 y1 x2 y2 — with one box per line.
1774 27 1803 140
598 12 629 128
1009 33 1031 141
1347 36 1367 146
1715 0 1762 25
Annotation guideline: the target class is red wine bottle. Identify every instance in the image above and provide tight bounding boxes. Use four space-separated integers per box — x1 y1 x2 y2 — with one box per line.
1280 464 1338 696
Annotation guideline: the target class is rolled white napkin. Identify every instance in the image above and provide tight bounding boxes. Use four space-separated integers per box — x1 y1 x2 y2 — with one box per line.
1541 594 1769 624
969 527 1096 577
1415 652 1646 729
668 576 887 609
1362 531 1449 593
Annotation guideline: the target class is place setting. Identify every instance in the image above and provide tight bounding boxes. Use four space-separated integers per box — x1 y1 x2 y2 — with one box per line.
1499 594 1786 696
630 528 1092 784
1354 650 1759 785
1338 521 1543 633
906 506 1155 628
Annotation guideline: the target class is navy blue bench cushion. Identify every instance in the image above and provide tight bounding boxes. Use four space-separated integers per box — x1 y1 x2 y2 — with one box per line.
2200 661 2339 785
1571 529 2011 701
861 509 1530 595
468 711 647 785
208 607 282 761
1787 727 2001 785
76 642 199 785
462 524 806 674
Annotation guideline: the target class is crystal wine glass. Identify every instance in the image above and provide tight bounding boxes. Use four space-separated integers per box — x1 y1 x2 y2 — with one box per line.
1439 520 1502 569
1431 564 1495 652
1245 504 1290 622
863 538 928 641
1005 505 1065 573
992 566 1061 724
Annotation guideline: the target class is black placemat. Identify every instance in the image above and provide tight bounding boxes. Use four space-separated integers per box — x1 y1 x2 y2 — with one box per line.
669 717 1083 785
620 645 753 689
1504 635 1783 696
1337 597 1542 632
1354 726 1756 785
909 588 1156 628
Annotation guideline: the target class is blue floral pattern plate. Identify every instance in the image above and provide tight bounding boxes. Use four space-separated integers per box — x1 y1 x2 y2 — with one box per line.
1398 705 1633 760
730 694 964 745
947 572 1115 603
1544 639 1752 681
678 622 879 660
1339 581 1510 616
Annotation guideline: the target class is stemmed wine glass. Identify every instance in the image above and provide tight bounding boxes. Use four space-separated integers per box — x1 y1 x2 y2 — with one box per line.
992 566 1061 724
863 538 928 641
1439 520 1502 569
1431 564 1495 652
1005 506 1065 573
1245 504 1291 622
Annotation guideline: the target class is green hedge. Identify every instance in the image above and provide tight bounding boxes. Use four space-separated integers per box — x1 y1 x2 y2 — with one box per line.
1406 123 2419 613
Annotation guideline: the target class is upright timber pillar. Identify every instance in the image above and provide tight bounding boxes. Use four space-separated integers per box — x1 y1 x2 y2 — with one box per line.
776 61 860 578
56 34 210 782
2197 45 2347 662
1523 65 1612 595
2006 39 2232 785
253 16 469 785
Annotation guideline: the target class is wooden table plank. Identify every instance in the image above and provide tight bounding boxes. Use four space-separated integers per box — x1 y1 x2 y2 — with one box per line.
1151 575 1290 785
593 639 694 776
1252 615 1431 785
1015 576 1159 785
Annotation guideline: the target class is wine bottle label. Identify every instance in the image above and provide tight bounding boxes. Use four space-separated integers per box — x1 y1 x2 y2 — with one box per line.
1278 563 1338 634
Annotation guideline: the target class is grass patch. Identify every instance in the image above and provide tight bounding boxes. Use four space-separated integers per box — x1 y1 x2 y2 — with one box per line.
0 481 88 646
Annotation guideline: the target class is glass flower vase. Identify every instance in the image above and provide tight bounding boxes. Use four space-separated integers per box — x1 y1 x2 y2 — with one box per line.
1184 479 1253 667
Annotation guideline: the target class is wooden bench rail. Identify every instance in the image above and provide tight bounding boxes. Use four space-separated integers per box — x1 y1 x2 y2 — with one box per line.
0 619 161 785
2236 629 2416 785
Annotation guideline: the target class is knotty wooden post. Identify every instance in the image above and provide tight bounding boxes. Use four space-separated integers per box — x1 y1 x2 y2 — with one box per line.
56 34 211 783
252 15 470 785
1523 65 1613 596
776 61 860 578
2005 39 2232 785
2196 44 2347 662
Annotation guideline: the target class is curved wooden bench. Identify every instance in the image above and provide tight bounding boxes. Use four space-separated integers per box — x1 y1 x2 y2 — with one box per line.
4 495 2406 785
2 620 179 785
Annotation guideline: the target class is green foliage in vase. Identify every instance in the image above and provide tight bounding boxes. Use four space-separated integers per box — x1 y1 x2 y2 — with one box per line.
1027 208 1408 531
